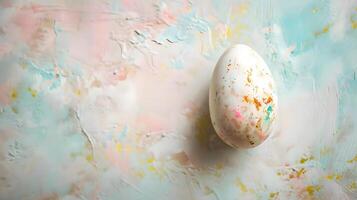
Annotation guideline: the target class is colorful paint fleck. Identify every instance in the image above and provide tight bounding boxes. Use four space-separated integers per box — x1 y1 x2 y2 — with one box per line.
0 0 356 199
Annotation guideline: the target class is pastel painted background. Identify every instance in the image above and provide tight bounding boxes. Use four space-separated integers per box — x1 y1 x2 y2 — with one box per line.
0 0 356 199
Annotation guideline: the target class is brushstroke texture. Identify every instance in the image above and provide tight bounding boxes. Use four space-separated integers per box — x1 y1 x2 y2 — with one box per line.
0 0 356 199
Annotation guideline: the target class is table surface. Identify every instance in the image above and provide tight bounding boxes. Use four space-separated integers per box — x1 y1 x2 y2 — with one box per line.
0 0 357 199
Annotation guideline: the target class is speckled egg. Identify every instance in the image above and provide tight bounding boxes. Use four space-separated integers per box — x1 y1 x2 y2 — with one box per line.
209 44 277 148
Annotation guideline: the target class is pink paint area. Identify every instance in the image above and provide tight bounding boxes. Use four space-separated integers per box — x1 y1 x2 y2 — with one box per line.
160 9 177 25
0 85 12 105
258 131 267 141
121 0 156 15
91 66 130 86
0 0 12 8
70 5 112 62
0 44 11 56
136 114 169 133
105 143 131 174
117 67 128 81
11 5 41 43
234 109 243 120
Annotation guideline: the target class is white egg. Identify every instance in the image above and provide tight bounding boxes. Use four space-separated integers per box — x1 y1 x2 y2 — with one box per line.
209 44 277 148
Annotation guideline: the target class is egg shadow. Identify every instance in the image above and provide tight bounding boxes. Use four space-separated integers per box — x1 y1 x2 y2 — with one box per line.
186 86 243 169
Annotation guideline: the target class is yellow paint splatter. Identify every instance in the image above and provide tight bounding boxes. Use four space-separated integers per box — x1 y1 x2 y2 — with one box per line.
326 174 334 180
242 96 262 111
236 179 248 192
312 8 319 14
315 24 331 36
116 143 123 153
300 155 314 164
27 88 37 97
352 21 357 29
243 95 251 103
351 16 357 29
300 157 308 163
269 192 279 200
146 157 155 164
11 107 18 114
335 174 342 181
135 171 145 179
74 89 81 96
237 3 249 15
326 174 342 181
296 168 306 178
86 154 93 162
224 2 249 40
226 26 232 39
253 98 262 111
305 185 321 196
215 163 223 170
247 74 252 84
347 154 357 163
277 167 307 180
255 118 262 129
148 165 156 172
348 181 357 191
285 168 307 179
10 89 17 100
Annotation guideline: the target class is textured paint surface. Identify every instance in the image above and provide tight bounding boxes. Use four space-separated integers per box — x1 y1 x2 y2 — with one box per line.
0 0 356 199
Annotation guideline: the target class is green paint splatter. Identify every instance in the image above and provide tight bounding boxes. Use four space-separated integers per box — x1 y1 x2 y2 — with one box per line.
265 105 273 121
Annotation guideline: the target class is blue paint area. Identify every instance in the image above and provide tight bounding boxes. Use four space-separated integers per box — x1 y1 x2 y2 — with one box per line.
279 1 330 55
159 11 210 43
170 57 184 69
117 125 128 141
27 61 62 89
0 78 89 176
265 105 273 121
